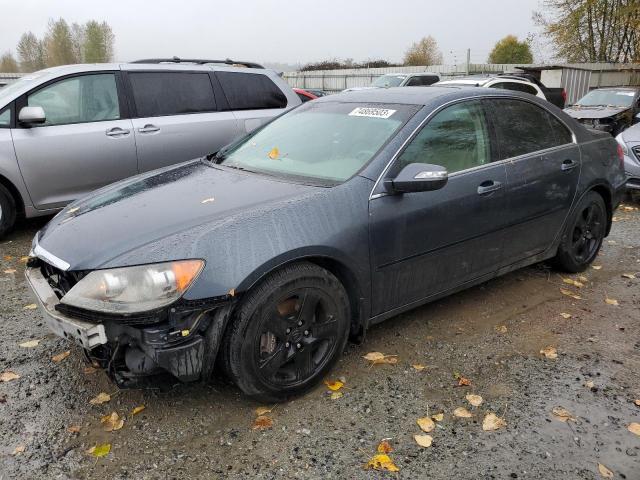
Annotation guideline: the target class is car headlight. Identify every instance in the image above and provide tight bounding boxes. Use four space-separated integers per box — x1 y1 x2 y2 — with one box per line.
616 133 629 157
61 260 204 314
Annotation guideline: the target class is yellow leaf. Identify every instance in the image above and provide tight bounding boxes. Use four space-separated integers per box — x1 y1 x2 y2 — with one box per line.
598 463 614 479
3 269 16 274
416 416 435 432
482 413 507 431
364 453 399 472
267 147 280 160
562 278 584 288
0 371 20 382
23 303 38 310
560 288 582 300
67 425 81 433
585 380 595 389
52 350 71 362
495 325 508 334
254 406 274 416
101 411 124 432
552 406 576 422
453 407 473 418
578 275 588 282
89 392 111 405
12 445 25 456
560 312 572 319
19 256 29 263
4 255 12 260
132 405 145 415
228 288 235 297
324 380 344 391
414 434 433 448
411 364 427 371
252 415 273 430
622 273 636 279
605 297 619 306
466 394 483 407
629 422 640 436
19 339 40 348
200 197 215 204
431 413 444 422
540 346 558 360
330 391 343 400
634 399 640 407
377 440 393 453
87 443 111 458
592 265 602 270
363 352 398 365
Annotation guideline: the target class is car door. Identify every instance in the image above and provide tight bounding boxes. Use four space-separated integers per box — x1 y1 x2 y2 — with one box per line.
126 70 242 173
214 71 291 135
11 72 137 210
369 100 508 315
486 98 580 265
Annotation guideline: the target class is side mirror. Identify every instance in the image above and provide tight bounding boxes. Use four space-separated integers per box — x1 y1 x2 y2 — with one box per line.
18 106 46 126
384 163 448 194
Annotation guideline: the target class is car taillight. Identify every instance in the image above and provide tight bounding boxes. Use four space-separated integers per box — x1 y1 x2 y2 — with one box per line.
617 144 625 168
562 89 567 104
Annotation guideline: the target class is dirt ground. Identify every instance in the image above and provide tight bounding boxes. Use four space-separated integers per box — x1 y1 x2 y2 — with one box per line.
1 203 639 480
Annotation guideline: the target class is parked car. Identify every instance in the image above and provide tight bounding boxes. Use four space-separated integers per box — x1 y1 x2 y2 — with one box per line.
303 88 328 97
293 87 318 102
343 72 440 92
26 86 625 401
564 87 640 136
0 58 301 237
615 123 640 191
437 73 566 108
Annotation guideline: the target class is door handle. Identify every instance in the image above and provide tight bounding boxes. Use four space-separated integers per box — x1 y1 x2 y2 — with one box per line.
105 127 130 137
477 180 502 195
138 124 160 134
561 159 578 171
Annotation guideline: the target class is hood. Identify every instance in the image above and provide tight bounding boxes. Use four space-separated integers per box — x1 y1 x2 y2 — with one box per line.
36 161 317 270
564 105 629 119
620 123 640 144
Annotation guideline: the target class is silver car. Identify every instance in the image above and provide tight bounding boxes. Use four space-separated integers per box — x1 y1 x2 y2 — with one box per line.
616 121 640 191
0 59 301 236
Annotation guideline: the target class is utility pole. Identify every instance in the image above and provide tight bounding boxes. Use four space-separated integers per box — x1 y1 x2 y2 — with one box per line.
466 49 470 75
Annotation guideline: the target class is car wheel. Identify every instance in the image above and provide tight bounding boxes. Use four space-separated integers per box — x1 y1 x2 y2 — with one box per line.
0 184 17 238
221 262 350 402
552 191 607 273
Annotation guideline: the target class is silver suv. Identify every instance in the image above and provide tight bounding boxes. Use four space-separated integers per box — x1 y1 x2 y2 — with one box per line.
0 58 301 236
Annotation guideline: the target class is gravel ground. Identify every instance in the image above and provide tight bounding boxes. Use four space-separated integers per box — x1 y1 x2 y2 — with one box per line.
1 203 639 480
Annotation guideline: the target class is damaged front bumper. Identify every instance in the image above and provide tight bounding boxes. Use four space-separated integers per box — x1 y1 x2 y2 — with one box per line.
25 265 233 387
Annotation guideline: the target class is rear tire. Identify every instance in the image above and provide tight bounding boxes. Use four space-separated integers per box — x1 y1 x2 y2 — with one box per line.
0 184 17 238
221 262 350 402
551 191 607 273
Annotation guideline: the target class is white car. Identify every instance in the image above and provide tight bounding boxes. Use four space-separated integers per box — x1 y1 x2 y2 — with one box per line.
343 72 440 93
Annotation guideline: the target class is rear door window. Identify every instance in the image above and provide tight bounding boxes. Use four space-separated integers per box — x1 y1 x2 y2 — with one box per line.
489 99 572 159
492 81 538 96
406 75 439 86
128 72 216 117
216 72 287 110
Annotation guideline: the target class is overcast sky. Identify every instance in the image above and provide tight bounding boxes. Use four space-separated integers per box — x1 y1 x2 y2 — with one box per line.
2 0 546 68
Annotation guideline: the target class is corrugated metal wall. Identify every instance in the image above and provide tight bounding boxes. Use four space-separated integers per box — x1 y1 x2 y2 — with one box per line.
562 69 592 104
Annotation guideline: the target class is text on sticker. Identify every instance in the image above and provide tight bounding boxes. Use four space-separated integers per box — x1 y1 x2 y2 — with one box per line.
349 107 396 119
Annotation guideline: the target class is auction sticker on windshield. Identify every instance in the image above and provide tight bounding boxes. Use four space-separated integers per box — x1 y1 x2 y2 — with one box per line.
349 107 396 119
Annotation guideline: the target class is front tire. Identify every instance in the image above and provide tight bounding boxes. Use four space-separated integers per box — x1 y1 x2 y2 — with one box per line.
0 184 17 238
221 262 350 402
552 191 607 273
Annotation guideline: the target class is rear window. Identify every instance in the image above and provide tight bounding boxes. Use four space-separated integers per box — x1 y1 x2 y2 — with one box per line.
492 81 538 96
216 72 287 110
129 72 216 117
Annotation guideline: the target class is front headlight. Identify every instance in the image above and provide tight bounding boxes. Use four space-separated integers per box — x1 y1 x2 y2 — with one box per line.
616 133 629 157
61 260 204 314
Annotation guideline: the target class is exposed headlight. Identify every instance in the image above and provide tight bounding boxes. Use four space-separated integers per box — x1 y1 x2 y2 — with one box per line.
61 260 204 314
616 133 629 157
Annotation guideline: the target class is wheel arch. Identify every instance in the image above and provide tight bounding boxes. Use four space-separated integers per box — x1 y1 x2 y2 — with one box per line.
0 173 25 217
587 183 613 236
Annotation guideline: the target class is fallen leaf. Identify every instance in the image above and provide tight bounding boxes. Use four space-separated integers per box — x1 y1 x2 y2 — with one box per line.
416 416 435 432
634 399 640 407
19 256 29 263
255 406 274 416
267 147 280 160
605 297 619 306
200 197 215 204
377 440 393 453
12 445 25 456
87 443 111 458
363 352 398 365
23 303 38 310
482 412 507 431
563 278 584 288
67 425 81 433
83 366 97 375
324 380 344 391
629 422 640 436
19 339 40 348
3 269 16 274
622 273 636 279
89 392 111 405
560 312 573 319
228 288 235 297
252 415 273 430
364 453 399 472
454 372 472 386
540 346 558 360
495 325 508 334
598 463 614 479
0 371 20 382
4 255 12 260
431 413 444 422
466 394 484 407
411 364 427 371
414 434 433 448
560 288 582 300
132 405 145 415
551 406 576 422
52 351 71 362
330 391 343 400
592 265 603 270
453 407 473 418
585 380 595 389
608 240 617 245
578 275 588 282
101 411 124 432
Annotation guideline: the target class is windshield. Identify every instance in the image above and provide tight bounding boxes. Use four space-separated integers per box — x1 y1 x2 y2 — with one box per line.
372 74 407 88
218 102 417 184
575 89 636 108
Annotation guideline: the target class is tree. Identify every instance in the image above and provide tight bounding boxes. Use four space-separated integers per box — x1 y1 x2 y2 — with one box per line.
403 36 443 66
43 18 79 66
488 35 534 64
70 22 86 63
17 32 46 72
0 52 19 72
83 21 114 62
534 0 640 63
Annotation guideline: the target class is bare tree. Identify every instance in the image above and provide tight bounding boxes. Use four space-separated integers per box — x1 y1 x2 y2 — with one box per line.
403 36 443 66
16 32 46 72
0 52 19 72
534 0 640 63
70 22 86 63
